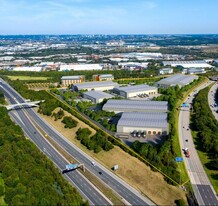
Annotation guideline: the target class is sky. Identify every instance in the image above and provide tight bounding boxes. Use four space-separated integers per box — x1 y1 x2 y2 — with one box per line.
0 0 218 35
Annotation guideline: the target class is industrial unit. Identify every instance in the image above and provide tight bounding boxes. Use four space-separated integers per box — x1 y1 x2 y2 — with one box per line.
61 75 85 86
182 68 206 75
162 60 213 68
103 99 168 113
93 74 114 81
83 91 114 104
159 68 173 75
59 63 103 71
117 112 168 135
156 74 198 88
72 81 119 92
113 84 158 98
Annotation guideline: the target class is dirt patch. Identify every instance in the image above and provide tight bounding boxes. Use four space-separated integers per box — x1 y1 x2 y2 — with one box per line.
39 108 186 205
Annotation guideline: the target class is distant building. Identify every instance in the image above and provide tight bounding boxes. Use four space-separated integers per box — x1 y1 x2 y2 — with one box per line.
113 84 157 98
156 74 198 88
163 60 213 68
61 75 85 87
93 74 114 81
12 66 42 72
185 68 206 75
159 68 173 75
214 59 218 66
59 64 103 71
117 112 168 135
72 81 119 92
103 99 168 113
83 91 114 104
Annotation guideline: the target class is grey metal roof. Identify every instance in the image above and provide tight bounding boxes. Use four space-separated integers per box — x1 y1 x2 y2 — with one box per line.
163 60 207 65
83 91 114 99
103 99 168 112
157 74 198 86
73 81 118 90
61 76 82 80
99 74 114 78
116 84 157 93
117 112 168 128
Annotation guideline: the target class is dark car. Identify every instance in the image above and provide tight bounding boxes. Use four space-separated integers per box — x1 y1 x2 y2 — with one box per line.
185 139 188 142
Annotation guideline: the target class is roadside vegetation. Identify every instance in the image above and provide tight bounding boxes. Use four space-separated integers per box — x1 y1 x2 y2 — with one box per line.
0 106 86 205
191 86 218 194
6 75 50 81
76 128 114 153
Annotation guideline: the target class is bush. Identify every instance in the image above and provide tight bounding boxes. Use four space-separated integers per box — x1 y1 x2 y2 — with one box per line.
61 116 78 128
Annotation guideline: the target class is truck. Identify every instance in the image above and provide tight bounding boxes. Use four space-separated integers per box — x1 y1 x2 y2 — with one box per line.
184 148 190 158
65 163 79 171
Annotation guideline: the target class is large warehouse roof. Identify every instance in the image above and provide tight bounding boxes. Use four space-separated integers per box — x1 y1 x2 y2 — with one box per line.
157 74 198 87
73 81 118 90
59 64 103 71
117 112 168 128
103 99 168 112
61 75 83 80
83 91 114 99
163 60 213 68
116 84 157 93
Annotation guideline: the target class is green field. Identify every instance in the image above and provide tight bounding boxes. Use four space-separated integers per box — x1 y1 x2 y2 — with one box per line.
7 76 50 81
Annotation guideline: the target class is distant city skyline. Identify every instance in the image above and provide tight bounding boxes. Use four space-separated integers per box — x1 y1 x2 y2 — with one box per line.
0 0 218 35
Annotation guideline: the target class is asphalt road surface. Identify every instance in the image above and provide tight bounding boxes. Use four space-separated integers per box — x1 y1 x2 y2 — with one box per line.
0 81 111 206
178 80 218 206
0 79 155 206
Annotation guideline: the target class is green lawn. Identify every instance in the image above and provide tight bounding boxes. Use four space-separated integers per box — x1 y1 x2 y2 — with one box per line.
7 76 50 81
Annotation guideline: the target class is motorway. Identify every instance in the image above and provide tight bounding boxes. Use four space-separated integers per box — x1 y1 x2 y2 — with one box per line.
178 80 218 206
0 79 154 206
0 80 112 206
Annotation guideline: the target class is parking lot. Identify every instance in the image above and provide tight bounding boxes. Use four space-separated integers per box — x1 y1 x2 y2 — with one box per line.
115 133 167 146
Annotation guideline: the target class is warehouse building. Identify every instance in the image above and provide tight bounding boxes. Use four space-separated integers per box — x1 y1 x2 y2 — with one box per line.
61 75 85 87
163 60 213 68
117 112 168 135
103 99 168 113
156 74 198 88
159 68 173 75
12 66 42 72
59 63 103 71
72 81 119 92
83 91 114 104
113 84 158 98
93 74 114 81
186 68 206 75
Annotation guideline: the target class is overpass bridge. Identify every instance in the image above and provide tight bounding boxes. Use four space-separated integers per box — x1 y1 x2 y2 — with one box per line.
1 100 45 110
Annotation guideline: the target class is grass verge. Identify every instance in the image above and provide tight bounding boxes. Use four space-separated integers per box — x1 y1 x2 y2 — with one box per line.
6 76 50 81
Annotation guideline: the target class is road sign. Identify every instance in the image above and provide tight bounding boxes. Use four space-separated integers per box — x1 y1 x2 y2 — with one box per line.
175 157 183 162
